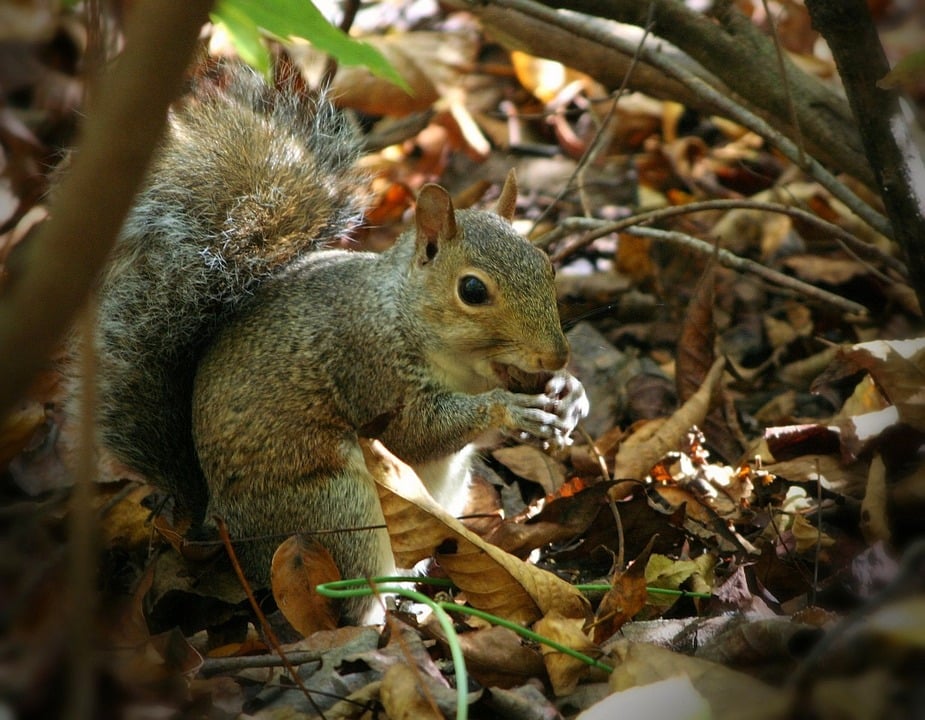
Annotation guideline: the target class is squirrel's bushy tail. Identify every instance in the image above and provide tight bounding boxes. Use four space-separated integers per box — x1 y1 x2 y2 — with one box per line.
78 67 367 523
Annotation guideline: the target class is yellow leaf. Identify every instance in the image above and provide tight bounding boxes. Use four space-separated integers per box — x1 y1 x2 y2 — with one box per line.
534 610 599 696
380 664 444 720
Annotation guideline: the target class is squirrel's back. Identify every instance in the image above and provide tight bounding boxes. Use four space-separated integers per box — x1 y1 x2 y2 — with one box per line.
80 67 368 522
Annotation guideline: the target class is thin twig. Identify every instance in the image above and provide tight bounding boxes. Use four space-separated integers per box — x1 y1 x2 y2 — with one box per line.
201 650 325 675
530 5 655 233
216 518 327 718
760 0 806 168
67 301 98 720
543 198 904 279
623 224 868 315
804 0 925 312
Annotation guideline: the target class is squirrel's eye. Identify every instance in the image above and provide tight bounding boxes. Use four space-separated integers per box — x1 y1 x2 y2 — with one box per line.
458 275 489 305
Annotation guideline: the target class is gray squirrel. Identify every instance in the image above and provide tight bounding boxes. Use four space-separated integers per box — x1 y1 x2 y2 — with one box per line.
72 66 588 623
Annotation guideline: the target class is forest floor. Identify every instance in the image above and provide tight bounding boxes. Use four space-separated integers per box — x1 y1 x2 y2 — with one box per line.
1 1 924 718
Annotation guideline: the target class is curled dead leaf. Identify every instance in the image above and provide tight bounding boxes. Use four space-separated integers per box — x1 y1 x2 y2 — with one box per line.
271 535 341 636
533 610 601 696
492 444 567 495
591 538 655 644
611 357 725 486
365 439 591 625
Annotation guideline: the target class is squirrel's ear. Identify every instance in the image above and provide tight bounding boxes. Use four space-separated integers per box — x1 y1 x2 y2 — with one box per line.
415 183 457 264
495 169 518 222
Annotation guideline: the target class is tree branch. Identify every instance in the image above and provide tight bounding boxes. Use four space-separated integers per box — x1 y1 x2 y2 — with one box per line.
561 0 873 188
449 0 876 188
804 0 925 314
464 0 890 240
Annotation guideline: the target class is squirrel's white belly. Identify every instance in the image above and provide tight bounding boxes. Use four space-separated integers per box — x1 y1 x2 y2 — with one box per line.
412 446 475 517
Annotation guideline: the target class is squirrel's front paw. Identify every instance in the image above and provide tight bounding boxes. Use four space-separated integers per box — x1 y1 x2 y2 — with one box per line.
543 371 589 446
501 371 589 450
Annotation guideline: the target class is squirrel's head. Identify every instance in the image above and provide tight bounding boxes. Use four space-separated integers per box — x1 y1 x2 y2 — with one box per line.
407 172 569 394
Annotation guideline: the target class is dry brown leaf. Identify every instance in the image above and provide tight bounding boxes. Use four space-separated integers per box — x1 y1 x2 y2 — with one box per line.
649 483 715 524
611 357 725 485
757 213 794 261
676 254 715 403
365 440 591 625
206 633 267 659
592 537 655 644
806 338 925 460
510 51 599 104
676 253 739 462
605 639 790 720
96 482 158 552
782 254 870 285
105 564 205 686
838 407 902 459
790 513 835 553
827 339 925 432
860 453 890 544
615 233 656 285
625 372 677 420
291 31 478 117
758 450 866 497
429 621 546 689
580 675 711 719
484 481 608 558
777 346 839 390
271 536 340 636
763 313 800 350
380 663 444 720
0 401 45 467
833 375 888 425
711 206 768 256
434 535 589 625
533 610 600 696
492 444 567 495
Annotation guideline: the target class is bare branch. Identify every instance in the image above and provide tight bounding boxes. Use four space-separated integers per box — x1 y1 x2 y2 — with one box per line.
448 0 875 188
805 0 925 313
457 0 891 240
543 198 904 278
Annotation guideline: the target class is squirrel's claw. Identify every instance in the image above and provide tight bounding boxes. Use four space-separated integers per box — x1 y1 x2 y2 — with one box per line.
546 372 588 428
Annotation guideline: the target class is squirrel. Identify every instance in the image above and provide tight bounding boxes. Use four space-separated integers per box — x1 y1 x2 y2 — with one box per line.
71 66 588 623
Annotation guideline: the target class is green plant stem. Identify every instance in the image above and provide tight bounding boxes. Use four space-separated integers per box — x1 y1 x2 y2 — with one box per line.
318 578 469 720
577 582 711 599
448 604 614 673
317 575 714 698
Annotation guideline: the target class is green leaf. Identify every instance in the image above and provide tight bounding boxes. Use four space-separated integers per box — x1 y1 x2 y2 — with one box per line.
212 0 407 90
878 49 925 91
210 4 271 77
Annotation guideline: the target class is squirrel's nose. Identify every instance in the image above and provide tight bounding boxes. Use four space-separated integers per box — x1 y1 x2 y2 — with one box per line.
537 341 569 372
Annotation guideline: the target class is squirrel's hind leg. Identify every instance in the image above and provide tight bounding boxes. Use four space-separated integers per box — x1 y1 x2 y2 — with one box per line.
204 442 395 625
